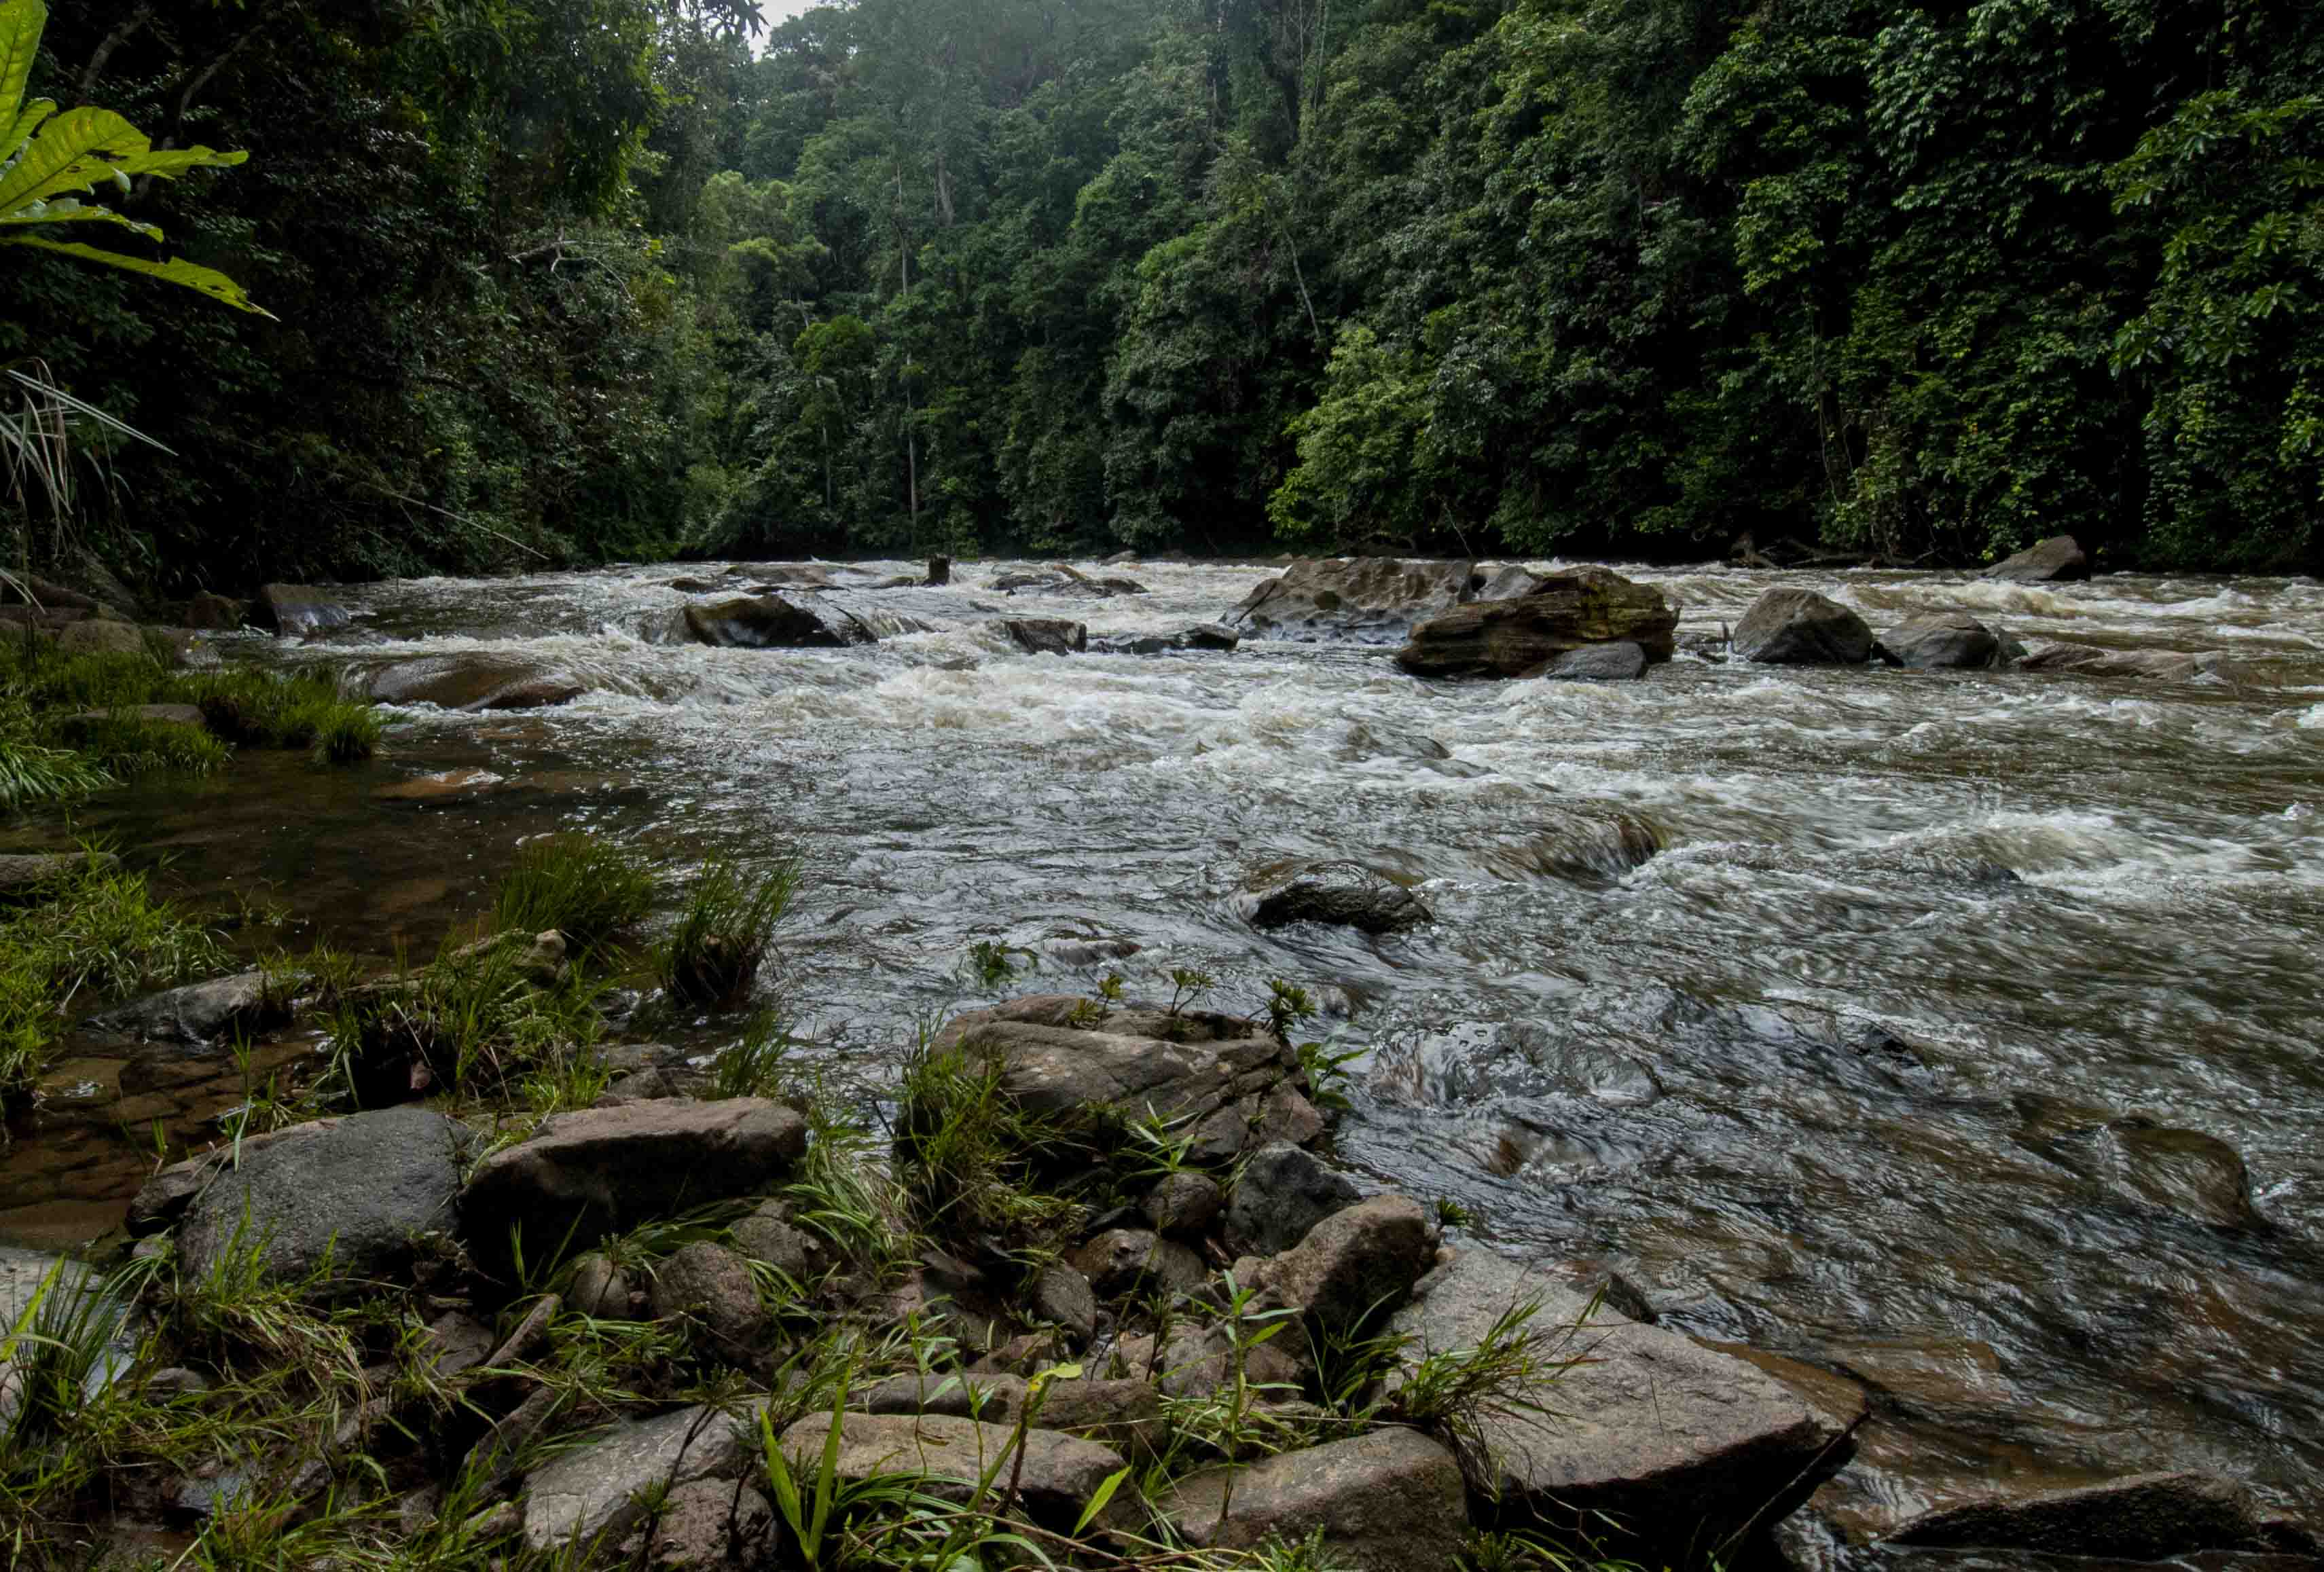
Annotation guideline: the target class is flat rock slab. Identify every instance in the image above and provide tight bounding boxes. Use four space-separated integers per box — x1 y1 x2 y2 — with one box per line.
1389 1248 1853 1547
365 655 585 711
0 852 109 895
1889 1470 2314 1560
1159 1428 1468 1572
521 1403 766 1551
461 1098 806 1275
177 1108 472 1284
2017 642 2238 682
926 996 1319 1164
771 1412 1125 1528
1395 567 1676 678
86 970 285 1046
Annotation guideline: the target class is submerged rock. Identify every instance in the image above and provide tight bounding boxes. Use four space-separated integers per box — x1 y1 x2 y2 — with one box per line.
1227 557 1475 645
1394 567 1677 678
682 593 871 648
2016 642 2240 682
365 655 585 711
1158 1429 1469 1572
176 1108 473 1284
1983 534 2089 583
1091 623 1241 655
254 583 350 636
1246 860 1430 934
1388 1248 1854 1547
1536 640 1649 681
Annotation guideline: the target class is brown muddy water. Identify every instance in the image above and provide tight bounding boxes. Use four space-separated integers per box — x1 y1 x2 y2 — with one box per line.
4 558 2322 1548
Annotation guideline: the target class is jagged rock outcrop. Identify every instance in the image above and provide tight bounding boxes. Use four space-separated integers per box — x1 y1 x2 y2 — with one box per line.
1394 567 1677 678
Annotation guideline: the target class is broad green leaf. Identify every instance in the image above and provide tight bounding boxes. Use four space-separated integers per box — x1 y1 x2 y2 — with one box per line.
4 95 52 156
0 107 149 215
0 235 274 316
1 198 163 242
0 0 43 134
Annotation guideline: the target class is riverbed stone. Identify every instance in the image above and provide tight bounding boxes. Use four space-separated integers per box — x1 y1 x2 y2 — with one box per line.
1002 617 1086 655
177 1108 472 1285
1144 1171 1224 1239
682 593 871 648
1239 1194 1435 1334
922 997 1317 1166
1876 613 2010 670
2016 642 2238 682
1068 1228 1207 1300
729 1205 821 1280
54 619 149 657
86 970 287 1046
1227 557 1476 644
1226 1142 1361 1256
520 1402 767 1551
774 1413 1126 1528
1394 567 1677 678
648 1242 768 1358
1029 1264 1100 1342
568 1253 635 1319
1536 640 1650 681
1246 860 1430 934
255 583 350 636
461 1099 807 1276
1732 588 1876 665
126 1121 334 1236
0 851 109 896
1888 1471 2313 1559
642 1478 774 1571
1983 534 2089 583
364 655 585 711
1387 1247 1854 1547
1159 1429 1468 1572
1091 623 1240 655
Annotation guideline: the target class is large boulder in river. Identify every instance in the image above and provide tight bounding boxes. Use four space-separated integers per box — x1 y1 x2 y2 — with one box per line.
365 655 585 711
1003 618 1086 655
1245 860 1430 935
177 1108 473 1285
1732 587 1875 665
461 1099 807 1275
1389 1248 1855 1547
683 593 871 648
924 995 1326 1165
1227 557 1474 645
1394 567 1676 678
1982 534 2089 583
1876 613 2014 670
253 583 350 636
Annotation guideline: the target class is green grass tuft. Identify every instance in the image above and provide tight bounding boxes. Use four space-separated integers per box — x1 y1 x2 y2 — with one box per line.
657 856 797 1011
492 833 655 954
58 711 230 778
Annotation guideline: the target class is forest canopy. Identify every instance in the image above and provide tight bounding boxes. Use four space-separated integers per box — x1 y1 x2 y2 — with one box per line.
3 0 2319 588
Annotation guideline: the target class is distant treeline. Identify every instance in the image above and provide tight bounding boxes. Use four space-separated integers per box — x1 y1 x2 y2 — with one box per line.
6 0 2319 588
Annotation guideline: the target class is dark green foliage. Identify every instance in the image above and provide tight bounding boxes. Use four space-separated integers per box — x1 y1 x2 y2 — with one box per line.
13 0 2322 585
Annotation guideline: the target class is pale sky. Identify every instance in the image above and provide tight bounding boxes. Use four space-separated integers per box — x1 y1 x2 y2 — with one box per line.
756 0 822 22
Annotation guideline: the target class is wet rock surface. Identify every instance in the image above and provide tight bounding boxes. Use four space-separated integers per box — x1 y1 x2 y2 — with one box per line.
1227 556 1476 644
1734 587 1877 664
1394 566 1677 678
520 1403 766 1550
1982 534 2090 583
1246 860 1431 934
363 655 585 711
255 583 350 636
682 593 872 648
1159 1428 1470 1572
1877 613 2014 670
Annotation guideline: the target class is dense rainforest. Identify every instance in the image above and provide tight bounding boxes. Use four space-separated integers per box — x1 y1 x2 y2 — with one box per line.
3 0 2319 591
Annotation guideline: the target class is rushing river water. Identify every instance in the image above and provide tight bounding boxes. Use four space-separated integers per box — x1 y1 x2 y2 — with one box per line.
7 557 2323 1547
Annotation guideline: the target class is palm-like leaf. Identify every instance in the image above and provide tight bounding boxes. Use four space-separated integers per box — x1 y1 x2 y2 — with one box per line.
0 0 270 316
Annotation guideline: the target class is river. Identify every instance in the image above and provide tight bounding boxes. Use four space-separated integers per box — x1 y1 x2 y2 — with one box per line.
6 557 2322 1546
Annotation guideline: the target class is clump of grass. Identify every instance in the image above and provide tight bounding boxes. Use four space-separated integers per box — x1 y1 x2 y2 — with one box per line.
711 1010 796 1100
0 729 108 807
894 1040 1083 1242
0 850 226 1114
0 645 175 713
306 701 384 764
327 928 604 1108
185 670 383 763
492 833 655 955
59 710 230 778
657 856 797 1010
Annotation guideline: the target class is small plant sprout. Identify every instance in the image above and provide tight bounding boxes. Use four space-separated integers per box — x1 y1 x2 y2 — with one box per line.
1166 966 1214 1017
1264 976 1316 1041
1435 1195 1480 1231
962 938 1032 991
